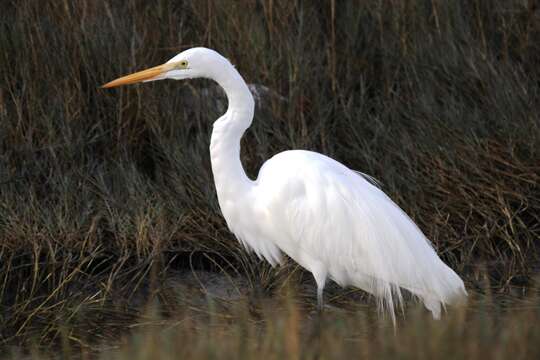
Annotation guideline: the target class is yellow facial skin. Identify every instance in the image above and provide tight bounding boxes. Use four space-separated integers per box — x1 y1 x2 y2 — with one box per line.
101 60 188 88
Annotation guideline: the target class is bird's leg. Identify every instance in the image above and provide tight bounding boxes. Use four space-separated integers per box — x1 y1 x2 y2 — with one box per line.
312 267 327 312
317 286 324 311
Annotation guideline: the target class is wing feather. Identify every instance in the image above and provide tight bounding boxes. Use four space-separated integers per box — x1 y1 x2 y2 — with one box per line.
255 150 467 320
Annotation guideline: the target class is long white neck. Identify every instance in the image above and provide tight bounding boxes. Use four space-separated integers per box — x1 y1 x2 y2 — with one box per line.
209 63 254 206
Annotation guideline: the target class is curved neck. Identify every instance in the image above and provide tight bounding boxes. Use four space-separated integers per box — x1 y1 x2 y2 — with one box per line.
209 64 254 203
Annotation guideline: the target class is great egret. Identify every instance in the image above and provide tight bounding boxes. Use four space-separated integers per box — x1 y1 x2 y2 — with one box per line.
103 47 467 321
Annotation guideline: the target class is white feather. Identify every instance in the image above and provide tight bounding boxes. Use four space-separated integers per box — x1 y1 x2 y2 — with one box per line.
106 47 468 321
245 150 467 321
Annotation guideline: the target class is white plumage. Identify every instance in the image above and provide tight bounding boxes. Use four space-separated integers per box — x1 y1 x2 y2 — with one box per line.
103 47 467 321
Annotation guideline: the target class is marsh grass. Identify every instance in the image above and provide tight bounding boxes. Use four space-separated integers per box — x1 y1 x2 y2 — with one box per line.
6 285 540 359
0 0 539 356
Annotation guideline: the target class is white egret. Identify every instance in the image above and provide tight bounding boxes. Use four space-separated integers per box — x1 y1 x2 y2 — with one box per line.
103 47 467 321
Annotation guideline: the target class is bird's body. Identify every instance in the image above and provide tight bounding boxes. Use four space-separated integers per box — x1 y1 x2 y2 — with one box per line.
103 47 467 321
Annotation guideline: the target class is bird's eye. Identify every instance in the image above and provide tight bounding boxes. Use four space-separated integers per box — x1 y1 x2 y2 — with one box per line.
177 60 188 69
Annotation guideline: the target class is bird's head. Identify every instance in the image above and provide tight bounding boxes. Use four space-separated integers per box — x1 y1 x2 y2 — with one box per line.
102 47 228 88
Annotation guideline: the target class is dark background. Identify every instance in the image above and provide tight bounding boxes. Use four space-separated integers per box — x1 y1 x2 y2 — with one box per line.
0 0 539 348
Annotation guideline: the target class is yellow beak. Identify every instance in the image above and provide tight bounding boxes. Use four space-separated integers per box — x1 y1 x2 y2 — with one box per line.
101 63 171 88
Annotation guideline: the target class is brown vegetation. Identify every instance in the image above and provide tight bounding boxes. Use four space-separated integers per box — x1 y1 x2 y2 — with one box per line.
0 0 539 357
